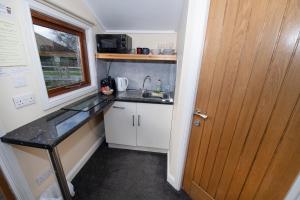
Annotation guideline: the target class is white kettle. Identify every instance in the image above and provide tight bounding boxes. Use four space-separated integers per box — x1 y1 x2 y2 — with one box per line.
116 77 129 92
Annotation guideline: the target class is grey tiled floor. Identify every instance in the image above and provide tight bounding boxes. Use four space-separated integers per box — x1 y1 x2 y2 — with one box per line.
72 143 190 200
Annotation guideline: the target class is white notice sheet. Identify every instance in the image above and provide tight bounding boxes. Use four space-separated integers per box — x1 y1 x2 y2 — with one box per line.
0 0 26 66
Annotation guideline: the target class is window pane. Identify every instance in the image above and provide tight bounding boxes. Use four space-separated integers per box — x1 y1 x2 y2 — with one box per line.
33 25 84 90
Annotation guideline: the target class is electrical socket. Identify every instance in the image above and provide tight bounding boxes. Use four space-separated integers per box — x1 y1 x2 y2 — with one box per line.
12 93 35 109
36 169 53 185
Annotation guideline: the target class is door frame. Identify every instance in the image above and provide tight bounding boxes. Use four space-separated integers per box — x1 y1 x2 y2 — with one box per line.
167 0 211 190
0 129 34 200
285 174 300 200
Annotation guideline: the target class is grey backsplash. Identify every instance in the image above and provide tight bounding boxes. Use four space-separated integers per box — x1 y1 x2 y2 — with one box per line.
97 60 177 92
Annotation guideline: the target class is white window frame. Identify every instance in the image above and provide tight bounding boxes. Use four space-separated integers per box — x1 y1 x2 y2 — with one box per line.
26 0 98 110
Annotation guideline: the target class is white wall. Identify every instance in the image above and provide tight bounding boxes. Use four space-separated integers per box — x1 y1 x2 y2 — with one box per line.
286 173 300 200
167 0 211 190
0 0 105 198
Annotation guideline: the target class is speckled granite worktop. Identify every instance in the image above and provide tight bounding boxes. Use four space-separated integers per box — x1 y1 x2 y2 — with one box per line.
1 94 115 149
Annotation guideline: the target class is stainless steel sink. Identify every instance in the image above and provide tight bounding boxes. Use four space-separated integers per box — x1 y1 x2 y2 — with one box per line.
117 90 174 103
142 90 174 103
142 91 164 99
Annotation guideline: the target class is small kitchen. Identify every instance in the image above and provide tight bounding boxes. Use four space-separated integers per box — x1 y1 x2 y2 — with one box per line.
0 0 201 199
96 33 177 153
2 0 300 199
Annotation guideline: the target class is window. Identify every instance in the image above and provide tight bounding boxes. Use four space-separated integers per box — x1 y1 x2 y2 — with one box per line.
31 10 91 97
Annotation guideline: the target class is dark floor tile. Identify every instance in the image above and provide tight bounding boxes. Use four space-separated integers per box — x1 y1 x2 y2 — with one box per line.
72 143 190 200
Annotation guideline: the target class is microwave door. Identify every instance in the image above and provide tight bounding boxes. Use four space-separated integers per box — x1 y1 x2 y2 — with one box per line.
101 38 118 48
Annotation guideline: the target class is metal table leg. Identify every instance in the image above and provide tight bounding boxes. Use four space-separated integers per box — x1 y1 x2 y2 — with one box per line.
48 147 72 200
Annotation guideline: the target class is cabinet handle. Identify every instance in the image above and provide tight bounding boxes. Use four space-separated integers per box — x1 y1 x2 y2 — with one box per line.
113 106 125 109
138 115 141 126
132 115 135 126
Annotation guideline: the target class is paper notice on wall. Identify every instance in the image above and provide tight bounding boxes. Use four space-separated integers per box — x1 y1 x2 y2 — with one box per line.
0 0 27 67
0 66 30 77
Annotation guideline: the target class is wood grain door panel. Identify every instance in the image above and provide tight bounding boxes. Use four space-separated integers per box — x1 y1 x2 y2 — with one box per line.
0 169 15 200
183 0 300 199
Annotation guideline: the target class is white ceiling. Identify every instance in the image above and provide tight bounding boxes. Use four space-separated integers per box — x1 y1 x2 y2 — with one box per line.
86 0 184 32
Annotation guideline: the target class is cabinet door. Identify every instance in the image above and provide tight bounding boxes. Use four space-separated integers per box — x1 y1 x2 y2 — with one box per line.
137 103 173 149
104 102 137 146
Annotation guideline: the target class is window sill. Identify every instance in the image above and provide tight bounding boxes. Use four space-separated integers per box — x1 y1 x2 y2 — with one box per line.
42 85 97 110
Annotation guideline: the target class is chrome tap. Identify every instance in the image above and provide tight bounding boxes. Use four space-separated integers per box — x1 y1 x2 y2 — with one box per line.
142 75 151 92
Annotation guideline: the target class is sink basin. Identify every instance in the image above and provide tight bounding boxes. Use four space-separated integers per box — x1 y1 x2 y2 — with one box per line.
142 91 166 99
117 90 174 103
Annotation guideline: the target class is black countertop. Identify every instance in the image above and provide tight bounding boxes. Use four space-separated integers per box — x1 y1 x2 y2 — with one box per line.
1 94 115 149
0 91 173 150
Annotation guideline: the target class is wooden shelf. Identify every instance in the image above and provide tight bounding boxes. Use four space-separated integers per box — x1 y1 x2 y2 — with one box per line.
95 53 177 62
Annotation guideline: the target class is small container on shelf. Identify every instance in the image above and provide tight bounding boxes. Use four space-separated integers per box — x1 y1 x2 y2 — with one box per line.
162 49 176 55
102 89 114 95
151 49 161 55
100 86 114 95
129 49 136 54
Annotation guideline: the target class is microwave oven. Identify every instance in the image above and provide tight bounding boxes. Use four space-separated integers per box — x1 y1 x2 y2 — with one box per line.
96 34 132 53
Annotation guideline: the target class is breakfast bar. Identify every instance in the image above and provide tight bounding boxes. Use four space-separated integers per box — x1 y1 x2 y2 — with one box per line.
1 94 115 200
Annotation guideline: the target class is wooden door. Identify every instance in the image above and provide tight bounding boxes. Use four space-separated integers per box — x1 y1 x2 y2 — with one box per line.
0 169 15 200
182 0 300 199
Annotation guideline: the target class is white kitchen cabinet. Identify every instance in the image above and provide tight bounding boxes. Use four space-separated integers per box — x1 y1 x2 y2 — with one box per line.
104 102 137 146
136 103 173 149
104 101 173 151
